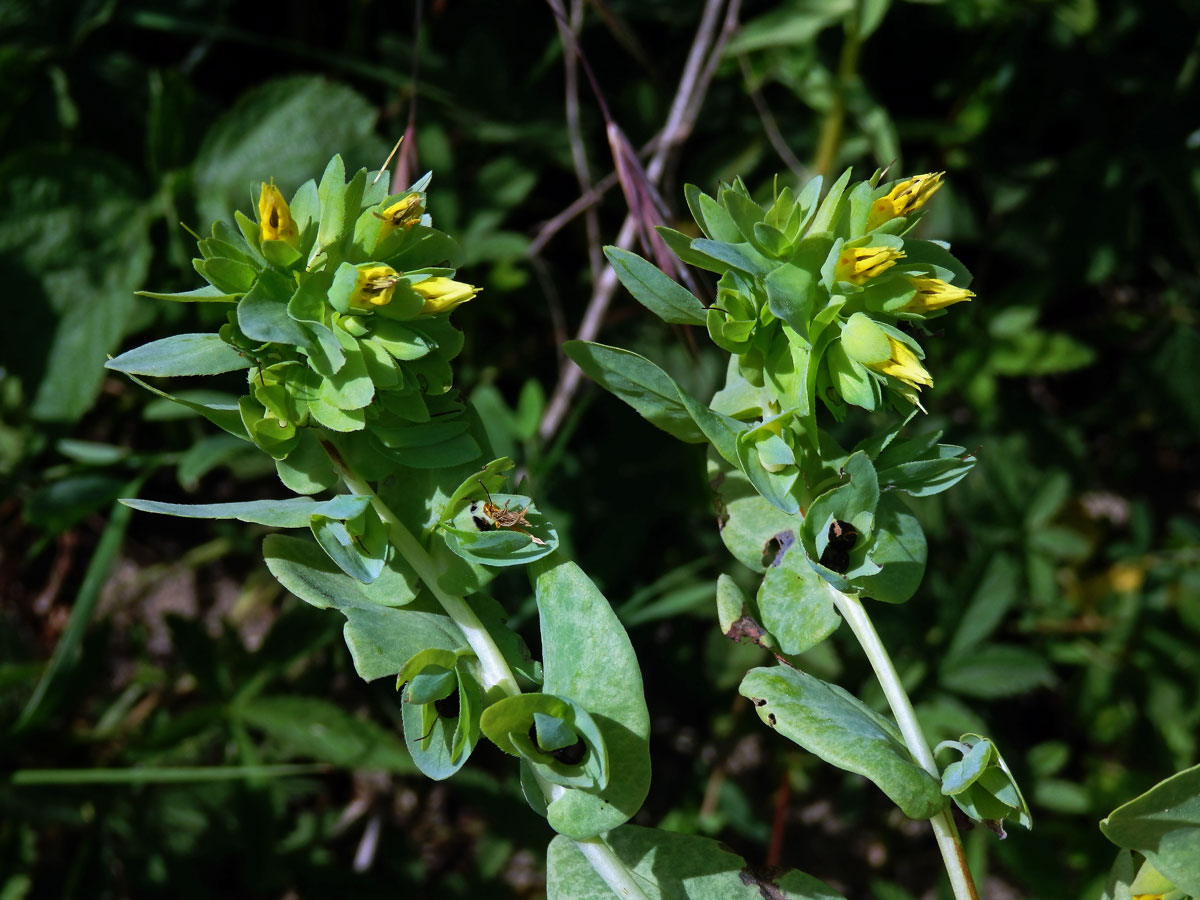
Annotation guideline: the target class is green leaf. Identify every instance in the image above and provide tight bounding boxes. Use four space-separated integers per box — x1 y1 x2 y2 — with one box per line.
237 270 310 346
740 666 945 819
604 246 707 325
342 605 466 682
546 826 846 900
310 514 386 584
0 148 151 423
690 239 774 277
105 333 250 377
193 77 386 227
275 429 339 495
263 533 418 609
709 460 801 574
236 696 415 772
123 373 248 440
121 494 369 528
531 554 651 839
851 494 927 605
563 341 704 443
758 540 841 655
1101 764 1200 896
136 284 238 303
946 553 1020 656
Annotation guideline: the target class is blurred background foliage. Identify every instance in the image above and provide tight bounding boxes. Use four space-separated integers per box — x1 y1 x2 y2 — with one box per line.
2 0 1199 897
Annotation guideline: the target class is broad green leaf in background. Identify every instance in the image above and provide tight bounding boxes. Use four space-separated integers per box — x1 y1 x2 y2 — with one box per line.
546 825 845 900
235 695 415 773
939 644 1054 700
0 149 151 422
530 554 651 839
1101 764 1200 896
740 666 945 819
193 75 388 227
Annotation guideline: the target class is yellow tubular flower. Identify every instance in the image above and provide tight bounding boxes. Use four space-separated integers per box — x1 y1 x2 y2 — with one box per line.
835 246 906 285
413 277 480 315
258 182 299 247
350 265 401 309
902 275 975 312
866 172 944 231
375 194 423 238
872 337 933 389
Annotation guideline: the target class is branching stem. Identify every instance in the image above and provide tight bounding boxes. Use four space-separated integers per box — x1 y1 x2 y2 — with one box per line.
830 590 980 900
319 438 521 697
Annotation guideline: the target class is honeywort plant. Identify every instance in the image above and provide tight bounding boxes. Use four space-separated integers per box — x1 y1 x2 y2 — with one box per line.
566 170 1035 898
107 154 850 900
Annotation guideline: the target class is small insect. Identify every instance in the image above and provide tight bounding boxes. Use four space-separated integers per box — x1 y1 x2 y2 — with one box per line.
469 482 546 546
361 273 402 299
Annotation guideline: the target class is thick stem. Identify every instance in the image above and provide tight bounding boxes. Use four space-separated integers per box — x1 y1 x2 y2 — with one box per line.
573 836 652 900
830 590 980 900
319 439 521 697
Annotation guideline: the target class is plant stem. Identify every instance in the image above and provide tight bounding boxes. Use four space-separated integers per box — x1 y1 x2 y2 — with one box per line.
573 836 652 900
319 439 521 697
831 590 980 900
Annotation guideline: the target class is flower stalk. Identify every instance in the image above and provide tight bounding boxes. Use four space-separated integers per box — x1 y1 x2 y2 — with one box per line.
830 589 979 900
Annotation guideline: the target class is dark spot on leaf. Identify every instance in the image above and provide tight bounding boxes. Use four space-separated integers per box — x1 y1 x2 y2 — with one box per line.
552 740 587 766
726 615 770 646
434 692 460 719
819 519 858 574
763 530 795 568
528 724 588 766
738 864 788 899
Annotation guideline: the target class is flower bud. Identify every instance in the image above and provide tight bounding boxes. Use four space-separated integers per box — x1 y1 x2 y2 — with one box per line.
866 172 944 231
902 276 974 312
835 246 905 285
257 182 299 247
349 265 402 309
412 276 480 315
840 313 932 390
376 193 424 238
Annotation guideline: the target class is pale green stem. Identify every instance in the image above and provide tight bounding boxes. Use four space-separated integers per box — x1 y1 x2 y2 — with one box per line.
574 836 652 900
323 439 649 900
830 590 980 900
319 439 520 697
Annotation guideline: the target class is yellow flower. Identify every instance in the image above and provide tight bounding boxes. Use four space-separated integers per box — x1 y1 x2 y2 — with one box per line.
841 312 933 390
258 182 299 247
866 172 944 231
350 265 402 309
835 246 906 285
375 194 423 238
873 336 934 389
902 275 974 312
412 277 480 315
